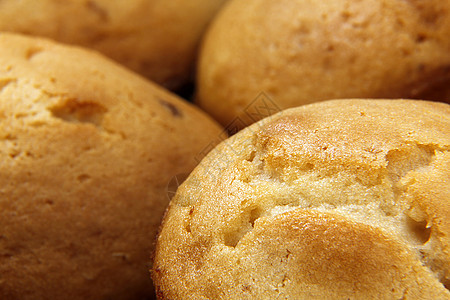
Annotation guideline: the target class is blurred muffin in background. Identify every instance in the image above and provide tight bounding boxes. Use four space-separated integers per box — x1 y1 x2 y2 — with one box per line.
197 0 450 128
0 0 228 90
0 32 222 300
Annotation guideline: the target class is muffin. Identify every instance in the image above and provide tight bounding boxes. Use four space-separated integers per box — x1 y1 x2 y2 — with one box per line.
197 0 450 127
0 32 222 299
153 99 450 299
0 0 228 90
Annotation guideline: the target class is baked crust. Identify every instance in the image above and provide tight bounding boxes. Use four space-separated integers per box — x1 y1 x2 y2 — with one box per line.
0 32 222 299
197 0 450 127
0 0 227 89
153 99 450 299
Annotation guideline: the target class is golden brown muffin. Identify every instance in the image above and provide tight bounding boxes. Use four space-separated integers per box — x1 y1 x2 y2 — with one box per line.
197 0 450 127
153 99 450 299
0 0 227 90
0 32 222 300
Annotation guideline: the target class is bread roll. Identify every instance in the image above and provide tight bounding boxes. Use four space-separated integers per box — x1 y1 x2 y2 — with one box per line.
153 99 450 299
197 0 450 127
0 32 222 299
0 0 227 90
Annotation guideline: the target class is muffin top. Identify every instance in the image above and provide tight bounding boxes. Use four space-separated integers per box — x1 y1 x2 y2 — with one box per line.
0 32 222 299
0 0 227 89
153 99 450 299
197 0 450 127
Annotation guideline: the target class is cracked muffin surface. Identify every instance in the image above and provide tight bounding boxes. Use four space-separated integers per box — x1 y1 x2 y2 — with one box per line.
0 32 222 300
153 99 450 299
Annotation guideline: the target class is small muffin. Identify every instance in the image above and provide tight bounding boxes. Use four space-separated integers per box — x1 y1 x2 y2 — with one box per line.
197 0 450 127
153 99 450 299
0 33 222 299
0 0 227 90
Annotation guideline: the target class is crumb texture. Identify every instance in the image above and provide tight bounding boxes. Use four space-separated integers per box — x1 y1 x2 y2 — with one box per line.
153 99 450 299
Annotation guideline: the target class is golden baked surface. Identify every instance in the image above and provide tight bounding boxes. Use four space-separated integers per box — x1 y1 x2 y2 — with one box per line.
0 0 227 89
197 0 450 127
153 99 450 299
0 32 222 299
